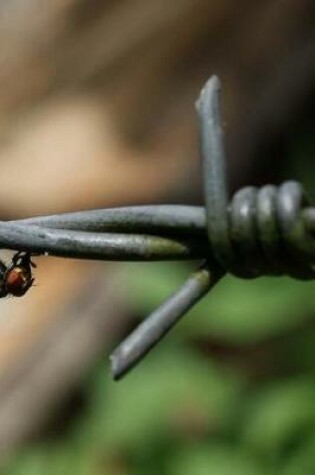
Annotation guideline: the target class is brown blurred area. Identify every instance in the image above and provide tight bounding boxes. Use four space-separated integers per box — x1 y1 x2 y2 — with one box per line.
0 0 313 459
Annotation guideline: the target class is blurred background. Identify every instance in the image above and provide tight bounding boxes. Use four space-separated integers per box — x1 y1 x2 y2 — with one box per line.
0 1 314 474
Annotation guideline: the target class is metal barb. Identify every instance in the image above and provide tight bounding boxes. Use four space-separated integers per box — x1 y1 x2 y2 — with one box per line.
0 75 313 380
111 262 224 380
196 75 234 269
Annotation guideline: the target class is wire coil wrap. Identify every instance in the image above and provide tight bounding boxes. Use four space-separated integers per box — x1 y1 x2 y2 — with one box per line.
197 76 315 281
213 181 314 279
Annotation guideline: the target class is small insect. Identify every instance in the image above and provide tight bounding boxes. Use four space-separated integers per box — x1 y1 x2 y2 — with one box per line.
0 252 36 298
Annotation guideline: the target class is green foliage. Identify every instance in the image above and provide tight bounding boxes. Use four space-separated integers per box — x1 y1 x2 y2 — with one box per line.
5 265 315 475
242 378 315 455
168 444 266 475
6 347 244 475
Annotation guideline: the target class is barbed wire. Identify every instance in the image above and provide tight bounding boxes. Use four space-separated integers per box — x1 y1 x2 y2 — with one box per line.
1 75 314 380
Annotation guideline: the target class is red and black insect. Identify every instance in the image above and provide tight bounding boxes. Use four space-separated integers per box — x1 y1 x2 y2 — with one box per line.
0 252 36 298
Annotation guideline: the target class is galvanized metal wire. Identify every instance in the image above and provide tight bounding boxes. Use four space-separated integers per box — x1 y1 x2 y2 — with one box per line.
1 75 314 379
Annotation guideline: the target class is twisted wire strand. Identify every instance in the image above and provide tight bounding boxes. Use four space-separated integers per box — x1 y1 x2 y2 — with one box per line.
13 204 315 240
5 203 315 265
0 221 209 261
13 205 207 235
0 75 313 379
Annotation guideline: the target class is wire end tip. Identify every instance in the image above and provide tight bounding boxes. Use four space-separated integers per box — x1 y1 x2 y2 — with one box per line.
109 352 122 381
110 347 132 381
196 75 221 110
